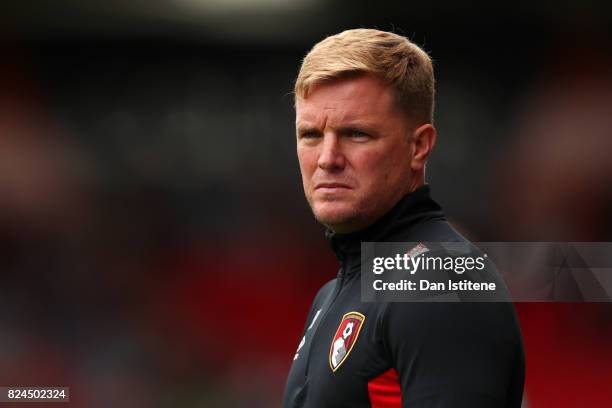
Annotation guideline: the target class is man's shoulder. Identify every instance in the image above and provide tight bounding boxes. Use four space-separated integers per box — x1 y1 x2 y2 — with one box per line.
383 297 523 349
393 213 469 244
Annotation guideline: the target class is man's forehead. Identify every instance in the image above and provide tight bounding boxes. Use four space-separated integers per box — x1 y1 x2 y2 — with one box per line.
296 103 375 125
295 76 399 126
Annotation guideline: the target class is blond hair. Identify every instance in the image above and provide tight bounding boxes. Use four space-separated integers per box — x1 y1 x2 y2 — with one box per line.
295 28 435 124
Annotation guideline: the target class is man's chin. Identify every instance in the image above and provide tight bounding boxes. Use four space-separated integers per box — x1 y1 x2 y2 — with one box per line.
313 205 361 233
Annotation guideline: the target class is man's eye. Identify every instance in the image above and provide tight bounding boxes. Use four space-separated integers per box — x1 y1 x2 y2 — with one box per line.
300 132 320 139
351 130 370 138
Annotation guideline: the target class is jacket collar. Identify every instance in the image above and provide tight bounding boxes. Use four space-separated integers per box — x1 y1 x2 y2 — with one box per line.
325 184 444 275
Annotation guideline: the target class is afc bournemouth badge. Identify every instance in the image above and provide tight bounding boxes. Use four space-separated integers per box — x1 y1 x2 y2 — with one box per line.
329 311 365 372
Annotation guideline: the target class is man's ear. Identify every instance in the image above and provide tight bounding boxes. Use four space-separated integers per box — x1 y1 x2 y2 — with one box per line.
410 124 436 172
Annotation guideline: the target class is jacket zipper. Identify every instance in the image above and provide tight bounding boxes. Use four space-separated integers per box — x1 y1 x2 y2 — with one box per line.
303 258 347 378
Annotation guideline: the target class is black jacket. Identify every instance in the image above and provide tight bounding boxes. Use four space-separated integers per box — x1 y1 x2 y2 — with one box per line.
283 185 525 407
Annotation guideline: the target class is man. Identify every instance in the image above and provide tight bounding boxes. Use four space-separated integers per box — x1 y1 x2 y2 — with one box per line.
283 29 524 407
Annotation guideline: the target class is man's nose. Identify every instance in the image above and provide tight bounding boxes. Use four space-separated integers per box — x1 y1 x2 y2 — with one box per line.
318 133 345 171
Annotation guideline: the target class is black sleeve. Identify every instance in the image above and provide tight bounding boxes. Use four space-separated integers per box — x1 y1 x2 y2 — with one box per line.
383 301 524 408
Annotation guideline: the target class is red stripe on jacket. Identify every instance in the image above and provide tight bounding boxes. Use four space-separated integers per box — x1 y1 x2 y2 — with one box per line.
368 368 402 407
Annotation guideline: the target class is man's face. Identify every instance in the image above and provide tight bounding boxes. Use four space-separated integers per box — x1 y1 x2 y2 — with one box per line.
296 75 416 233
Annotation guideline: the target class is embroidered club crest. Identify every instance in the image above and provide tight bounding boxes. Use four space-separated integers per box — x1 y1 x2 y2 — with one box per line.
329 311 365 372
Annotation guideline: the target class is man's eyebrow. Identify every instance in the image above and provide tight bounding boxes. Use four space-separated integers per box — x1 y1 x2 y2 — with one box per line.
296 123 319 133
336 122 378 133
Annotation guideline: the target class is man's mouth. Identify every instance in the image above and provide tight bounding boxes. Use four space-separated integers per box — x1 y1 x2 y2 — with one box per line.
316 182 351 189
315 183 352 193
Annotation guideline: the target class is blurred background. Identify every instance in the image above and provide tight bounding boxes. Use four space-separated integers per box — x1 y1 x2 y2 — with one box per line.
1 1 611 407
